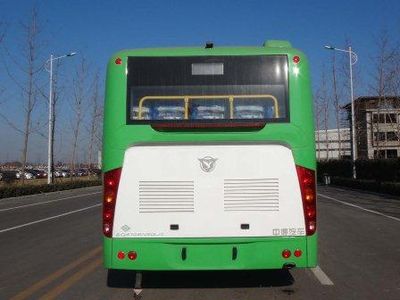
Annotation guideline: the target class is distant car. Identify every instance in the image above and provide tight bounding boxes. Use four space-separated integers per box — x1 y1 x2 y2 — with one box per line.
0 170 19 182
40 170 48 178
16 171 34 179
31 169 47 179
16 169 39 179
16 170 35 179
29 170 40 178
61 169 71 177
89 168 101 176
24 171 35 180
75 169 89 176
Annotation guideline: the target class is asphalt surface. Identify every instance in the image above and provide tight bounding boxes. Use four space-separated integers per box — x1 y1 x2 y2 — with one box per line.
0 184 399 299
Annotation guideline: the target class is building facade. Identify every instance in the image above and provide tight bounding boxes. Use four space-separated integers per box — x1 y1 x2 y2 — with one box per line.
315 128 351 160
344 96 400 159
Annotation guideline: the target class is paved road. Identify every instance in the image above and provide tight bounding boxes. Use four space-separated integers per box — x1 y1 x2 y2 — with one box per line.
0 185 399 299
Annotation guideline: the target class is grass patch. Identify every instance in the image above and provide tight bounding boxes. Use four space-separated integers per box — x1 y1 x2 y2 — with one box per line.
0 178 102 199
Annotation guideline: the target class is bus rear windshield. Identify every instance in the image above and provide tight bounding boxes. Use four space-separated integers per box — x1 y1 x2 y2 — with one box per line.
127 55 289 123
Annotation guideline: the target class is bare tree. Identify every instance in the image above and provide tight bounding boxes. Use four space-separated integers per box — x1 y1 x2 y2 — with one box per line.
314 89 322 161
49 59 62 180
330 53 344 158
70 57 88 175
315 66 330 160
0 21 5 106
0 8 45 182
369 31 399 157
383 40 400 143
86 71 102 169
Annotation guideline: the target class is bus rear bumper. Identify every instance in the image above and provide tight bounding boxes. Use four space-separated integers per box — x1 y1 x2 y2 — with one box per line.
103 235 317 271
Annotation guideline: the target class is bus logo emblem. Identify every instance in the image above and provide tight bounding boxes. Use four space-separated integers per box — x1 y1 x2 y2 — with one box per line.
198 156 218 172
121 225 130 232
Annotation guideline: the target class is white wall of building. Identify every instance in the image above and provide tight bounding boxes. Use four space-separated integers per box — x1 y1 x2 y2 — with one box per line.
315 128 351 160
365 110 400 159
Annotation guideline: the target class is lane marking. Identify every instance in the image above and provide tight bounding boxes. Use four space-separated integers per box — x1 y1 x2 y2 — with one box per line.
38 257 103 300
0 203 101 234
0 192 101 212
10 246 102 300
310 266 334 286
318 193 400 222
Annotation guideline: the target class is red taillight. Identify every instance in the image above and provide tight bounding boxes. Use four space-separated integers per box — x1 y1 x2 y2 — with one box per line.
293 55 300 64
103 223 112 236
296 165 316 236
103 209 113 221
282 249 291 258
128 251 137 260
103 168 122 237
294 249 302 257
117 251 125 260
115 57 122 65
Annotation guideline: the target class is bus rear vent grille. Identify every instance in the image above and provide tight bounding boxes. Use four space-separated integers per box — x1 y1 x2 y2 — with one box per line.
224 178 279 211
138 180 194 213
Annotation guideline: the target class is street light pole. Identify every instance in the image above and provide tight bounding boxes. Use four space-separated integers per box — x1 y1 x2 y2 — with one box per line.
46 52 77 184
324 45 358 179
348 46 357 179
47 54 53 184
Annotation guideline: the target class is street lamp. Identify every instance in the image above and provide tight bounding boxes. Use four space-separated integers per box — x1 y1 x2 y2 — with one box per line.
46 52 77 184
324 45 358 179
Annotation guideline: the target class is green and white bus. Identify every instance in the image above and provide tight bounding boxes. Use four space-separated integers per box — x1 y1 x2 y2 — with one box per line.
103 40 317 272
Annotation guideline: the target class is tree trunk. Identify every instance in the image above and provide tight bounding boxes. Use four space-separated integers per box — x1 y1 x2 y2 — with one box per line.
331 54 342 158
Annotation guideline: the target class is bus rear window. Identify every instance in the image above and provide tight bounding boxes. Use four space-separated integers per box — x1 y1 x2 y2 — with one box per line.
127 55 289 123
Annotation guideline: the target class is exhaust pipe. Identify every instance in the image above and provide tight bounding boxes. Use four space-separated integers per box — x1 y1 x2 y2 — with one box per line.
283 263 296 269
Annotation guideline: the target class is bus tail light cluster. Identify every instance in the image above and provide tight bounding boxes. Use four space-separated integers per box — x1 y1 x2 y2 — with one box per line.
282 249 302 258
103 168 122 237
117 251 137 261
296 165 316 236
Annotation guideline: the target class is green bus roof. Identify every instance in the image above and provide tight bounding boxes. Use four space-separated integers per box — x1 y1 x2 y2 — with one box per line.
109 40 303 62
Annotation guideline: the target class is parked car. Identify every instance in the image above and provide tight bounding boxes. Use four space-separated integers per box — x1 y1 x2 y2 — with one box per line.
75 169 89 176
53 169 70 178
89 168 101 176
39 170 48 178
30 169 47 179
0 170 19 182
61 169 71 178
16 170 35 179
24 171 35 179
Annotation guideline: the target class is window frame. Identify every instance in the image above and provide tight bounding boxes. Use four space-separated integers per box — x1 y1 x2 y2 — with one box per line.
125 55 290 125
